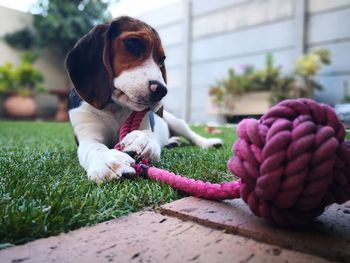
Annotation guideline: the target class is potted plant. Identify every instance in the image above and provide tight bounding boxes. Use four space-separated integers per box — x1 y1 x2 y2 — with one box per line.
294 48 331 98
0 52 46 118
209 67 252 115
209 49 331 121
209 54 278 119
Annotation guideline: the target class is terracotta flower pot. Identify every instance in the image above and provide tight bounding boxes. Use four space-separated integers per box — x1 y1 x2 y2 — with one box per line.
4 94 37 119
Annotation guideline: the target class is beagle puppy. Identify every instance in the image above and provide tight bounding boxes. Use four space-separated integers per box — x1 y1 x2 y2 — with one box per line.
66 16 222 183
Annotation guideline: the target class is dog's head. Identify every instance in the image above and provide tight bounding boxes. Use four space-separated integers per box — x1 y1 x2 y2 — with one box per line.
66 16 167 112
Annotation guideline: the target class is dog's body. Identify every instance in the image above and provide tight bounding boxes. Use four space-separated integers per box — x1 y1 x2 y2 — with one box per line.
67 16 222 183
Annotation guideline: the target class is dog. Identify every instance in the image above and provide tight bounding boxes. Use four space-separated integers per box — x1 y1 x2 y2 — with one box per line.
66 16 223 183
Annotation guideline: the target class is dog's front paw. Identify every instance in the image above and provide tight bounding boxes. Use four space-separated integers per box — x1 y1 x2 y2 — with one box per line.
120 130 161 162
199 138 223 149
87 150 135 183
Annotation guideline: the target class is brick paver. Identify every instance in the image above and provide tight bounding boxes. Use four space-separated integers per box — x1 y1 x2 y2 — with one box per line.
0 211 328 263
160 197 350 262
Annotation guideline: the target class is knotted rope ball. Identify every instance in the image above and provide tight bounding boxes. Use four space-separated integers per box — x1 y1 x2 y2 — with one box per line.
227 99 350 226
116 99 350 227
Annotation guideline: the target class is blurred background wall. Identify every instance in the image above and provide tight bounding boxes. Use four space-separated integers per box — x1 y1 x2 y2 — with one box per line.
0 5 68 118
0 0 349 123
134 0 350 123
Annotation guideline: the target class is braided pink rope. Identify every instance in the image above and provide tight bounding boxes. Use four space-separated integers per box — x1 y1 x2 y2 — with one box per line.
114 110 148 151
146 167 241 199
113 99 350 227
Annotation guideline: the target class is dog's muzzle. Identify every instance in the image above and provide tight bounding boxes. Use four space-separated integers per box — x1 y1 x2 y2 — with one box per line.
149 80 167 103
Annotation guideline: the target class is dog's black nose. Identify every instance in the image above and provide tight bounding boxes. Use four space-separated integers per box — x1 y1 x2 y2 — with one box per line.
149 80 167 102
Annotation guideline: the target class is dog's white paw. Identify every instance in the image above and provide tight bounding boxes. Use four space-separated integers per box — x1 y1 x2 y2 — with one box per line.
166 136 181 148
199 138 223 149
120 130 161 162
87 150 135 183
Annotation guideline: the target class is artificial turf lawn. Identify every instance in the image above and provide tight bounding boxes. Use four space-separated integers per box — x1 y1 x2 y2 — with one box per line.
0 121 236 247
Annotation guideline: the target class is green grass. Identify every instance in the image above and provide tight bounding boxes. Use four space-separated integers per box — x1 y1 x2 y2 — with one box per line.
0 121 236 247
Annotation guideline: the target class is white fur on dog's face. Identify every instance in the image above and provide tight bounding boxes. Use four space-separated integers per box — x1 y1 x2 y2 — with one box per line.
112 55 166 111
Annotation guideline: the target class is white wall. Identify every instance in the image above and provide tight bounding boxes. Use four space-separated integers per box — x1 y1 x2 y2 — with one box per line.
307 0 350 104
136 0 350 123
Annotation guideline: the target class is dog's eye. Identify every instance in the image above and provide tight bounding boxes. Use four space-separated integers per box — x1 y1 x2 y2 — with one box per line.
123 38 145 58
159 56 166 67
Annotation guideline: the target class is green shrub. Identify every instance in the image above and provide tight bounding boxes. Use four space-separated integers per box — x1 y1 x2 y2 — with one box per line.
209 48 331 108
0 52 46 97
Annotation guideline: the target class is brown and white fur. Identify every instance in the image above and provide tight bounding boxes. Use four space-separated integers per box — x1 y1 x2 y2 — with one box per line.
66 16 222 183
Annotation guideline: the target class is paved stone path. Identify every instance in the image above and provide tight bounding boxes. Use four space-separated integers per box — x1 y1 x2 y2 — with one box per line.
161 198 350 262
0 199 349 262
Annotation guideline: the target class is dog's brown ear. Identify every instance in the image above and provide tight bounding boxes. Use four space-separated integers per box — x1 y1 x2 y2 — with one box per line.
66 24 116 109
161 64 167 84
150 26 167 85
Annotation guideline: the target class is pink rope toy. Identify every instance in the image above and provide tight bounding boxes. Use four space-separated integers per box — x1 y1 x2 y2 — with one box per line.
114 99 350 227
